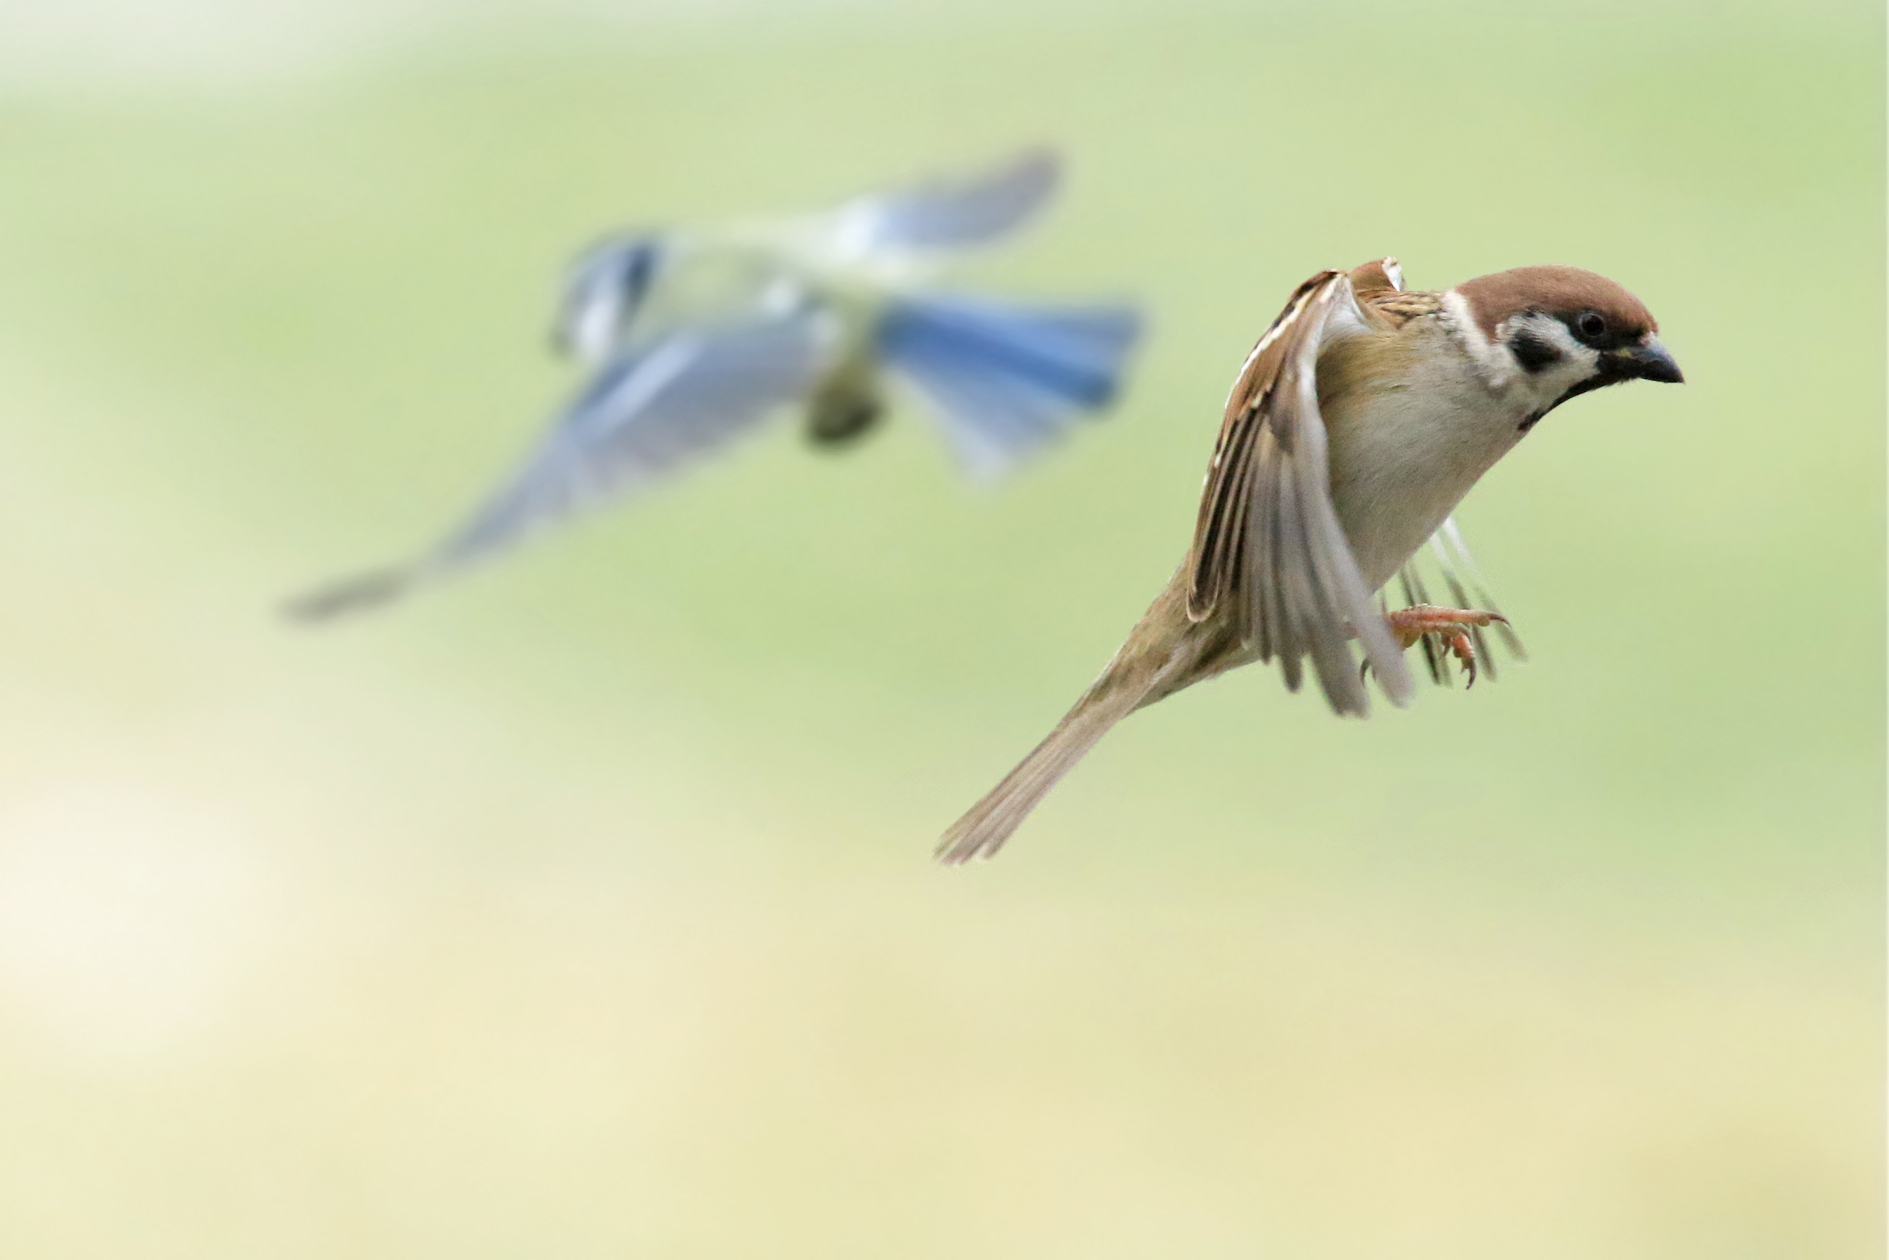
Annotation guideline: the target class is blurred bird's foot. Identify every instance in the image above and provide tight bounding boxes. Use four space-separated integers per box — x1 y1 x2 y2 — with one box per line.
805 395 883 447
1385 604 1509 688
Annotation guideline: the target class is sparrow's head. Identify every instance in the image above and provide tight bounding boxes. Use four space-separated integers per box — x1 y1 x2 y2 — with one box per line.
1451 264 1681 425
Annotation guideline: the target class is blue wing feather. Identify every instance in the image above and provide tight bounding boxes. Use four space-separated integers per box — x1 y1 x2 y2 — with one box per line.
877 292 1143 479
286 311 829 621
442 312 829 562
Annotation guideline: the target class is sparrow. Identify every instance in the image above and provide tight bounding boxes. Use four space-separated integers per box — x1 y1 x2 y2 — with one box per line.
287 148 1144 621
937 257 1682 864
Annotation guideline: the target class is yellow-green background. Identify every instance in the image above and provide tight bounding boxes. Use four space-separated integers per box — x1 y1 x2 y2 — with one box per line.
0 0 1879 1255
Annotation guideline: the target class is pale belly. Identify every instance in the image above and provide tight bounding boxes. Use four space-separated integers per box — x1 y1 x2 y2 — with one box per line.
1322 360 1532 592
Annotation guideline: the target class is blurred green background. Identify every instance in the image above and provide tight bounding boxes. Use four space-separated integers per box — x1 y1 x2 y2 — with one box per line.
0 0 1880 1255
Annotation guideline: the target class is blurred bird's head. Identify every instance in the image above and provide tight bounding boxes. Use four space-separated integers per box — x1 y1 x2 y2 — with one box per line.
553 233 668 363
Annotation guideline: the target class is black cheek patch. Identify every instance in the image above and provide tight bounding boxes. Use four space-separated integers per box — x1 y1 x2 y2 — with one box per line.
1509 328 1562 374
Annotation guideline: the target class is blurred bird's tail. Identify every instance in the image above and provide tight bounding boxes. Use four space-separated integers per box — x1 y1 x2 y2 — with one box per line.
878 293 1142 481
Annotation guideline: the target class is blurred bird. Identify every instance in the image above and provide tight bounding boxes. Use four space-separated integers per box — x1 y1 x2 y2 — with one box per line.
937 257 1682 864
288 148 1143 621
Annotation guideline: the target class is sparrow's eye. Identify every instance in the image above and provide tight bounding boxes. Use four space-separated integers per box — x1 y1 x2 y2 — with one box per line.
1575 311 1608 342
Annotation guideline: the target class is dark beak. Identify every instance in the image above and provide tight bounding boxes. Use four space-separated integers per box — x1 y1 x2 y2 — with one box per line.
1614 336 1683 384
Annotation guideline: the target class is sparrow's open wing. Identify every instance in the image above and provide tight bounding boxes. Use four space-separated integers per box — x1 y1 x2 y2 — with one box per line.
1185 270 1409 715
816 148 1061 260
1393 516 1528 685
286 310 832 622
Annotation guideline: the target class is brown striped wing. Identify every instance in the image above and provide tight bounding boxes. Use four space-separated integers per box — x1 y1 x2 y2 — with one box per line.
1185 269 1411 715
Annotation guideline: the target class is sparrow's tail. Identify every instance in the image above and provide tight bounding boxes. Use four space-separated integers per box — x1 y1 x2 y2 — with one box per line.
877 292 1143 482
935 665 1158 866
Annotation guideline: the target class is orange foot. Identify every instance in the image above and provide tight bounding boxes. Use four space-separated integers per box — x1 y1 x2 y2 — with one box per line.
1384 603 1510 688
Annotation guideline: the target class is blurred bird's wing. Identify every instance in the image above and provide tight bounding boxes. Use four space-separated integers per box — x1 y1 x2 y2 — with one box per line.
443 312 833 561
286 310 834 622
1393 515 1528 685
876 292 1142 481
552 150 1057 363
553 233 667 365
812 148 1061 261
1185 269 1409 715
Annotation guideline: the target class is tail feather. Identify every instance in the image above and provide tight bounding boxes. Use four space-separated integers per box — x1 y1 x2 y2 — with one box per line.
935 675 1150 865
938 573 1203 865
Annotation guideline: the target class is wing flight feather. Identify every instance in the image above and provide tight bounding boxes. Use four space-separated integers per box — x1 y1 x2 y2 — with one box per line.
1184 270 1410 714
286 310 831 622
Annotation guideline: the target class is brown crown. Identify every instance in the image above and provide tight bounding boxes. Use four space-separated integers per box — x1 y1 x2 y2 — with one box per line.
1454 265 1658 342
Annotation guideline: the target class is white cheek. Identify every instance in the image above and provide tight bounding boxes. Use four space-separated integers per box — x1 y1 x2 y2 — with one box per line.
1504 312 1600 407
1534 351 1599 402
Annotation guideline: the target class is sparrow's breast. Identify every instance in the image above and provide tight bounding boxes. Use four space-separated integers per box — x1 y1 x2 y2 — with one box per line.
1318 321 1530 593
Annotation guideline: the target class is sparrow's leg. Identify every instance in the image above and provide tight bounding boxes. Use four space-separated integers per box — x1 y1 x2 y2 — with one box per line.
1384 604 1509 688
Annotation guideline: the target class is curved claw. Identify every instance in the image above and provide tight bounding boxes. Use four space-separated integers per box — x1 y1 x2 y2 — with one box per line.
1445 628 1478 688
1380 603 1517 693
